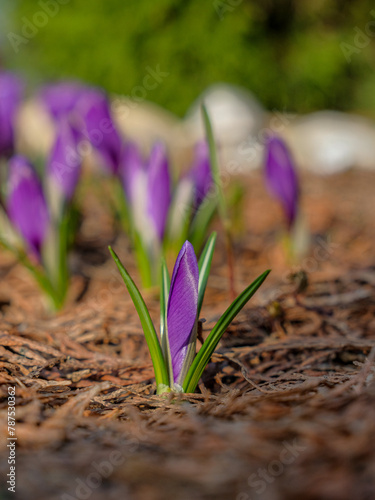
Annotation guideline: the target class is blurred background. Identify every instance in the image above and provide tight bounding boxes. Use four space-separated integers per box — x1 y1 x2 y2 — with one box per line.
1 0 375 116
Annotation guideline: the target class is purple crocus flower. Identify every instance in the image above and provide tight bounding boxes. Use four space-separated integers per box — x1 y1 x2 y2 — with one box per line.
39 81 86 121
119 140 144 203
76 89 123 174
120 141 172 244
47 117 82 200
7 155 49 259
41 82 123 174
264 134 299 229
189 140 212 208
0 72 23 157
146 142 171 241
167 241 199 384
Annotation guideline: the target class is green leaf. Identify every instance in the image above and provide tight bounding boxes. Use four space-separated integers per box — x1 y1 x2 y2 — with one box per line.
57 209 71 304
189 195 218 251
108 246 169 390
160 259 171 372
182 269 271 393
197 232 217 316
0 236 62 310
202 104 236 298
202 104 227 221
165 180 194 254
133 229 154 289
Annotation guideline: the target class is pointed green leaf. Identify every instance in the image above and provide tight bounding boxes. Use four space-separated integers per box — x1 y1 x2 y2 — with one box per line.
202 105 236 297
197 232 217 316
108 246 169 389
160 259 171 378
182 269 271 393
202 104 227 220
189 195 217 251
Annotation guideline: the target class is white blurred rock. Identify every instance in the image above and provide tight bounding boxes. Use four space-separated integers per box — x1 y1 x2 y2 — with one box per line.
16 99 55 158
282 111 375 174
184 83 267 171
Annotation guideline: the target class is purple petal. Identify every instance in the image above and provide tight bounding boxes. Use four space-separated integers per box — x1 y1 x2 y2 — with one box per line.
264 134 299 228
76 89 123 174
39 81 86 121
118 141 144 202
146 142 171 241
0 72 24 157
167 241 199 383
47 117 82 200
7 156 49 259
189 140 212 208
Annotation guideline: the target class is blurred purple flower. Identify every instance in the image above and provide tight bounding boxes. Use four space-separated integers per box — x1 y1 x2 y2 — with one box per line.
39 81 86 121
76 89 123 174
264 134 299 229
119 141 144 202
146 142 171 241
7 155 49 259
189 140 212 208
0 72 23 157
47 117 82 200
167 241 199 383
120 141 171 243
41 82 123 174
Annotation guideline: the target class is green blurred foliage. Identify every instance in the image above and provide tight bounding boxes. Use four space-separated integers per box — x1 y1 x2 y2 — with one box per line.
4 0 375 115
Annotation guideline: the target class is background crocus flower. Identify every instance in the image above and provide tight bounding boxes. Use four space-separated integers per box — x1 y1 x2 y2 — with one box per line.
0 72 23 157
47 117 82 201
189 140 213 208
76 89 123 174
264 134 299 230
120 141 171 244
41 82 123 174
119 140 144 202
39 81 86 121
7 155 49 259
167 241 199 385
146 142 171 242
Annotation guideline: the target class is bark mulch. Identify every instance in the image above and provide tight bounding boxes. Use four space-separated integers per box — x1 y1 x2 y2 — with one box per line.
0 170 375 500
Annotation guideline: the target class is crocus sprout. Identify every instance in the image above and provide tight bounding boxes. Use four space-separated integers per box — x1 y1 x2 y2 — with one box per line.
264 134 299 231
109 233 270 394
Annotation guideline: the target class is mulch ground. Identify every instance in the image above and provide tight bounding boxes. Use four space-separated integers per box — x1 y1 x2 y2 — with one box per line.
1 170 375 500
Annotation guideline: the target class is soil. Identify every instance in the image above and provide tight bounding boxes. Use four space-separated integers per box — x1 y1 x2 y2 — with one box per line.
1 169 375 500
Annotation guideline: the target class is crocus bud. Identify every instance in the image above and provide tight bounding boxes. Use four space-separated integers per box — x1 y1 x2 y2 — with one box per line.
77 89 123 174
47 117 82 201
189 140 212 208
146 142 171 241
7 155 49 259
264 134 299 229
0 72 23 157
167 241 199 384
